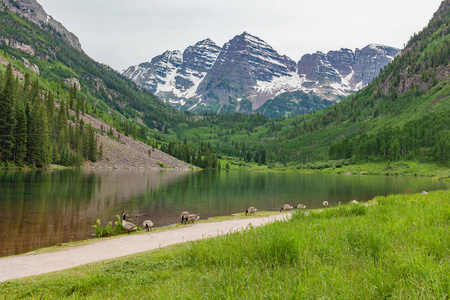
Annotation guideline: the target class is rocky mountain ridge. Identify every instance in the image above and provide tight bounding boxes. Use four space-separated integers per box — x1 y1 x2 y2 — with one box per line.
0 0 82 51
123 32 400 115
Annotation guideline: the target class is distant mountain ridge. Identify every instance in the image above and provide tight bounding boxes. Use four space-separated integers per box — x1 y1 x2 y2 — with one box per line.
123 32 400 116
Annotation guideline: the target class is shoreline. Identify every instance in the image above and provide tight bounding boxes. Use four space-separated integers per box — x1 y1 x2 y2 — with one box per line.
0 212 289 282
1 161 448 181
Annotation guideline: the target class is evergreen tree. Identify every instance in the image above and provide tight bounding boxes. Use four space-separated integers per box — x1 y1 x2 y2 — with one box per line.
98 143 103 160
34 99 51 168
88 126 98 162
13 96 27 165
0 65 15 161
25 100 36 164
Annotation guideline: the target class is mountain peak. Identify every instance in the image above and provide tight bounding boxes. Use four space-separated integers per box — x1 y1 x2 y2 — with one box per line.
1 0 82 51
366 43 393 51
239 32 269 46
124 33 399 115
194 38 217 47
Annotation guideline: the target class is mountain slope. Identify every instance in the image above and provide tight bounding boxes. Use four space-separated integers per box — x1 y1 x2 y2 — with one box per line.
0 0 198 169
264 0 450 163
1 0 82 51
124 32 400 116
0 0 184 135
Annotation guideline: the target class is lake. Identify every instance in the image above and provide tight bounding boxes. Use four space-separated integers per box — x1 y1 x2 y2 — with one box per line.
0 169 447 257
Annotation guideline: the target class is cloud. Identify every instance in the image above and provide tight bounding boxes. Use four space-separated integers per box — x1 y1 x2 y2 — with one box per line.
38 0 442 70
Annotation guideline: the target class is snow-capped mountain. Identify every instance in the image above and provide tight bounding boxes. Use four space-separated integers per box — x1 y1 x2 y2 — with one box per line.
123 39 221 107
123 32 400 115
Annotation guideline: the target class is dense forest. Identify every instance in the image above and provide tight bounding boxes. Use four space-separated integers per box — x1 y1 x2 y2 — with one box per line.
0 65 99 168
329 111 450 166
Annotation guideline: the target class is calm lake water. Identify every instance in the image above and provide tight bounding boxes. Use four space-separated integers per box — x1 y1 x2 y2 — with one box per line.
0 169 448 257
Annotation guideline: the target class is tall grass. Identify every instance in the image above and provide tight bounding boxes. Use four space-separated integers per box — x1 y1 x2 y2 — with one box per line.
1 191 449 299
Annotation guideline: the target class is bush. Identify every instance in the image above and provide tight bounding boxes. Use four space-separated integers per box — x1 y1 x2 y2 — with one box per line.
93 215 128 237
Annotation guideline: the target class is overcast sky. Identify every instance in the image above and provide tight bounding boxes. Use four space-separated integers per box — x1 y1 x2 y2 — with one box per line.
38 0 442 71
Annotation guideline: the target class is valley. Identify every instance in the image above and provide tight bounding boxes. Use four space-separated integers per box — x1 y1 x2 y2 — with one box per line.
0 0 448 297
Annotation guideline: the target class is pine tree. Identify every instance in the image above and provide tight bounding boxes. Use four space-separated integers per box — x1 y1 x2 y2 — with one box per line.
35 99 52 168
26 100 36 164
13 96 27 165
98 143 103 160
88 126 97 162
69 85 76 110
0 65 15 161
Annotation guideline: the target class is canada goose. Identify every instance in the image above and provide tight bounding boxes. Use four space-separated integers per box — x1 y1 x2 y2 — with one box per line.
280 204 293 212
180 211 190 224
185 214 200 224
323 201 329 208
143 220 153 232
245 207 257 216
134 213 147 217
294 204 306 209
122 213 137 234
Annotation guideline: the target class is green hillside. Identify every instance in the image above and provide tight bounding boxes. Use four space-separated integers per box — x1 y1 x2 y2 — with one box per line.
0 4 182 134
175 0 449 166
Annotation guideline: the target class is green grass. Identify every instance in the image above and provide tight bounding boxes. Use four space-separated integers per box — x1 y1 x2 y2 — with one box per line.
2 190 449 299
284 161 450 180
218 157 450 180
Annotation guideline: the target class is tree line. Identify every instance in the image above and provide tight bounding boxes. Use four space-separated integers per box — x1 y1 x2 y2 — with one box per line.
329 111 449 166
0 65 100 169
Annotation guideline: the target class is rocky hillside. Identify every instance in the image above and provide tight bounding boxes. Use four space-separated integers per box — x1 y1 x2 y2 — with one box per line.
79 112 192 170
0 0 82 51
124 32 400 116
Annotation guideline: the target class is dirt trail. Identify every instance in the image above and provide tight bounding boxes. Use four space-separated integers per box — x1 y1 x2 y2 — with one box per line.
0 214 288 282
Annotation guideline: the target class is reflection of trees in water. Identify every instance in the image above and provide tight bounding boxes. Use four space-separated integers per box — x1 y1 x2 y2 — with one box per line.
0 170 446 257
324 175 448 204
0 170 191 257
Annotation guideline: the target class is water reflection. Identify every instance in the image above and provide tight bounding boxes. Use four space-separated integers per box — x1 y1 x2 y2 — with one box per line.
0 170 447 257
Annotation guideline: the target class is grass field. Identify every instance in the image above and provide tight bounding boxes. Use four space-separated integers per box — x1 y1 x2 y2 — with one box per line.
1 190 449 299
219 157 450 180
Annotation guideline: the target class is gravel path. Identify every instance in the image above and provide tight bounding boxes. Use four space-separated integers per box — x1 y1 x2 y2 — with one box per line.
0 214 289 282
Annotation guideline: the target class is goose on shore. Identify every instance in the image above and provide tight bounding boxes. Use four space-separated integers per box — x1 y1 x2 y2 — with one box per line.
280 204 293 212
294 204 306 209
323 201 329 208
245 207 257 216
122 213 137 234
180 211 190 224
143 220 153 232
185 214 200 224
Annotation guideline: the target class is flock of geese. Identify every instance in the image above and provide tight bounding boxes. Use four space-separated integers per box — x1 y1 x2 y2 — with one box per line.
120 211 201 234
120 201 331 234
279 201 329 212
